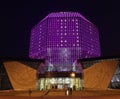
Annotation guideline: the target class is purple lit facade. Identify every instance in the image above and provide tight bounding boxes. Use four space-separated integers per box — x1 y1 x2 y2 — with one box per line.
29 12 101 72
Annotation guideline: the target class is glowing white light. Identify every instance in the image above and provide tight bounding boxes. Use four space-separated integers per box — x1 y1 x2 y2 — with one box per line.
61 19 63 22
70 72 75 77
77 36 79 39
76 19 78 21
61 40 63 43
73 44 75 46
76 40 79 42
61 26 63 28
76 29 78 31
64 40 67 42
61 44 63 46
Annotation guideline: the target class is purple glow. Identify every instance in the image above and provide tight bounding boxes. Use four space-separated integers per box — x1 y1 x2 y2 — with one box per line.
29 12 101 72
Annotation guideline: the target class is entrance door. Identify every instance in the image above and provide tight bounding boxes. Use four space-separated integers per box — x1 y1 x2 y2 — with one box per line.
58 84 63 89
51 84 57 89
64 84 70 89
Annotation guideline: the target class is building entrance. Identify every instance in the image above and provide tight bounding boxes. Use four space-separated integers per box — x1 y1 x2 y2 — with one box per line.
37 77 83 91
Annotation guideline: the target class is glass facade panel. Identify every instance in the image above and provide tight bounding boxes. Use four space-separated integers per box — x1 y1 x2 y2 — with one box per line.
37 77 83 91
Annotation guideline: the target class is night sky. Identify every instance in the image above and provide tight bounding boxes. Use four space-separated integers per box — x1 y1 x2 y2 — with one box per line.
0 0 120 59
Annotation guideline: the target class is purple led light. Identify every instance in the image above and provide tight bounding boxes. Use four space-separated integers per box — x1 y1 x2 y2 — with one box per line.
29 12 101 72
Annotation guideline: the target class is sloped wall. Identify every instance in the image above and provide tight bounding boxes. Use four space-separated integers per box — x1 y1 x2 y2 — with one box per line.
84 60 119 89
4 61 37 90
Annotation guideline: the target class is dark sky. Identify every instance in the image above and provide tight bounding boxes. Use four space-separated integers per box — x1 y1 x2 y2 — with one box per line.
0 0 120 58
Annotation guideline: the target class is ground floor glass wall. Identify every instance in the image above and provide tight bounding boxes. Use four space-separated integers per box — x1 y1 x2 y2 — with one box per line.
36 77 83 91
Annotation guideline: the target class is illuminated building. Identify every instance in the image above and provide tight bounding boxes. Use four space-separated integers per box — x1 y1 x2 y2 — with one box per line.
29 12 101 90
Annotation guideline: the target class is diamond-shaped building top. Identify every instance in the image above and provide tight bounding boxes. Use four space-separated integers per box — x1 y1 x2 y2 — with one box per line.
29 12 101 72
